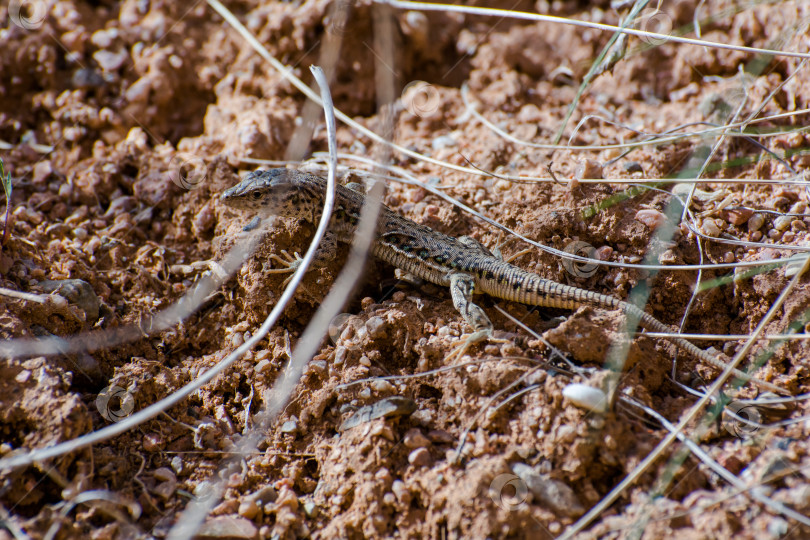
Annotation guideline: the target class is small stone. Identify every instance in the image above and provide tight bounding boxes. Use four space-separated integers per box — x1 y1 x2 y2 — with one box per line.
427 429 455 444
371 379 394 393
791 220 806 231
254 359 271 373
58 182 73 199
723 252 735 264
595 246 613 261
392 480 410 503
359 356 371 367
722 207 753 226
635 209 667 230
767 517 789 538
333 346 348 366
432 135 457 151
623 161 643 174
281 417 298 434
153 467 176 483
748 213 765 232
408 447 431 467
750 231 762 242
171 456 184 475
701 219 721 237
32 161 53 184
303 500 318 518
248 486 278 506
153 480 176 501
783 231 796 243
574 159 603 180
308 360 327 375
196 516 258 540
511 463 585 518
770 196 790 209
93 49 128 71
768 229 782 240
562 383 608 413
370 422 396 441
403 428 430 449
365 316 387 339
774 215 793 231
238 499 260 520
493 179 511 193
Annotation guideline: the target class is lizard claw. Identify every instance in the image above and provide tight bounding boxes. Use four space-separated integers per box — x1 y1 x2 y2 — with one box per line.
266 250 303 273
264 250 305 287
443 329 510 363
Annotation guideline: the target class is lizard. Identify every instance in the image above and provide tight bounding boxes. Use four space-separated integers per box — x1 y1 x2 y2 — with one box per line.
220 167 787 396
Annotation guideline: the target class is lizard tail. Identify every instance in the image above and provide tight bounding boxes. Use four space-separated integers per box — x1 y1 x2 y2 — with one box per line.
627 303 787 395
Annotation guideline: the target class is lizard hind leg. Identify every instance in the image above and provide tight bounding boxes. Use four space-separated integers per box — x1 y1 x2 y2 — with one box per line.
443 273 509 363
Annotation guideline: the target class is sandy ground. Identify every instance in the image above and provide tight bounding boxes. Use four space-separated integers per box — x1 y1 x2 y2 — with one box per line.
2 0 810 538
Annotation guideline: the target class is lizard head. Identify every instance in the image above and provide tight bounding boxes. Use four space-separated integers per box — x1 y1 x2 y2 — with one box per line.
220 168 323 219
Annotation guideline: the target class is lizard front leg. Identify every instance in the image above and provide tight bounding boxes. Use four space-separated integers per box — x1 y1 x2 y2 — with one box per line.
265 231 338 286
444 273 508 362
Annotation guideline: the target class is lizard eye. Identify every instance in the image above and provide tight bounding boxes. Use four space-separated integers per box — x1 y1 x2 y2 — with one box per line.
250 191 263 200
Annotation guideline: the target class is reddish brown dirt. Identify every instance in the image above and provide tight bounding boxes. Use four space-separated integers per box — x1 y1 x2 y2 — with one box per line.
2 0 810 538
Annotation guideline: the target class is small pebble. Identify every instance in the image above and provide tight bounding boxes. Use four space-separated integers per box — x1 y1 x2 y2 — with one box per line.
770 196 790 209
392 480 410 503
789 201 807 215
254 359 271 373
168 457 183 477
238 499 259 520
334 346 348 366
768 229 782 240
701 219 721 237
723 252 735 263
365 316 387 339
371 379 394 393
750 231 762 242
359 355 371 367
511 463 585 518
595 245 613 261
280 417 298 434
791 220 806 231
748 213 765 232
623 161 643 174
403 428 431 449
635 209 667 230
783 231 796 243
493 179 511 193
303 500 318 518
142 433 164 452
308 359 327 375
153 467 176 483
432 135 457 151
408 447 431 467
153 480 176 501
562 383 608 413
574 159 603 180
774 215 793 231
33 161 53 184
723 207 752 226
